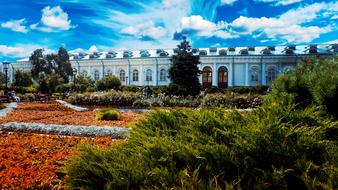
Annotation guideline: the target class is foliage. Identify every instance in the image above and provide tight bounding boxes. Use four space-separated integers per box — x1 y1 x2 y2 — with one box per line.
267 57 338 118
169 37 201 96
70 90 142 106
12 70 33 87
201 93 262 108
205 86 225 94
133 95 202 107
55 83 72 93
10 86 37 94
123 85 141 93
164 83 188 96
65 104 338 189
0 72 7 85
0 102 5 109
96 75 121 91
29 47 73 82
96 108 119 121
229 86 269 94
47 72 64 93
75 75 95 92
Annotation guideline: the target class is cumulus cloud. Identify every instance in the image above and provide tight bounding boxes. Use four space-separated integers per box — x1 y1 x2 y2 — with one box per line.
30 6 75 32
121 21 167 40
0 44 54 58
1 18 28 33
254 0 303 6
229 1 337 43
221 0 238 5
179 15 238 39
88 45 98 53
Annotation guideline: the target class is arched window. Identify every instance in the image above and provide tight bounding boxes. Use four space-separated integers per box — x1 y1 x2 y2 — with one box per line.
146 69 152 81
94 70 100 80
202 66 212 89
267 66 277 83
132 69 138 82
81 70 88 76
105 69 112 77
160 69 167 81
119 69 125 81
250 66 259 82
218 66 228 89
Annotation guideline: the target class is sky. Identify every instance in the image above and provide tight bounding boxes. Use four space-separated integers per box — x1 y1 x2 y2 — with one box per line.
0 0 337 61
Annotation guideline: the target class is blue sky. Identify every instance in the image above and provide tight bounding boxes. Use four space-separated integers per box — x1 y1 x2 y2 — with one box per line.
0 0 337 61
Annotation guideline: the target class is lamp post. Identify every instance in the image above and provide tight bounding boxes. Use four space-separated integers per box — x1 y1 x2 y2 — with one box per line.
72 68 77 92
3 62 10 95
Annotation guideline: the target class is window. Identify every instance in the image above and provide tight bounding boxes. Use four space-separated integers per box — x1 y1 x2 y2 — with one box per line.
146 69 152 81
94 70 100 80
105 69 112 77
250 66 259 82
119 69 125 81
160 69 167 81
132 69 138 82
267 66 277 83
218 66 228 89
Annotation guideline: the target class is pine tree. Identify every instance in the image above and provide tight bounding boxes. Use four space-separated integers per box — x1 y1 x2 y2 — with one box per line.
169 37 201 96
56 46 73 83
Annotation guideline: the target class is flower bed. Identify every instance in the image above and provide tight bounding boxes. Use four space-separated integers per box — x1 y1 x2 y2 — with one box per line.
0 102 143 127
0 132 121 189
70 90 142 106
0 122 129 138
200 93 262 108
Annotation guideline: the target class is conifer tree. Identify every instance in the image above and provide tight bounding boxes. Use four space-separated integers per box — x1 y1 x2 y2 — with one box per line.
169 37 201 96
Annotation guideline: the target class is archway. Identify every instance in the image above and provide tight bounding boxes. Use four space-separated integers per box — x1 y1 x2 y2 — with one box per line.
202 66 212 89
218 66 228 89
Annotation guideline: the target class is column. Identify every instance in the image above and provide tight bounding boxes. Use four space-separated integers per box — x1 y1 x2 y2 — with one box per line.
140 65 144 86
229 57 234 87
245 63 249 86
262 62 266 85
212 63 217 86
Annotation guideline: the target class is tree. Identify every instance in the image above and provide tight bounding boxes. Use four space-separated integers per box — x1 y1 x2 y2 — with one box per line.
0 72 7 86
47 72 64 93
169 37 201 96
13 70 33 87
96 76 121 91
56 46 73 83
30 49 49 79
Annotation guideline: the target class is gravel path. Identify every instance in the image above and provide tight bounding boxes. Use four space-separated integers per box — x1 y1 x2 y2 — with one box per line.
0 102 17 117
0 122 129 139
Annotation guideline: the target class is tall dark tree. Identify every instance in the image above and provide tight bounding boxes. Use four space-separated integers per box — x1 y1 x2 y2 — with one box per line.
30 49 48 79
56 46 73 83
169 37 201 96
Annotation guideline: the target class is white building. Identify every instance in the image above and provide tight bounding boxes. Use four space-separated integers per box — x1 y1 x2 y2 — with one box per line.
3 44 337 89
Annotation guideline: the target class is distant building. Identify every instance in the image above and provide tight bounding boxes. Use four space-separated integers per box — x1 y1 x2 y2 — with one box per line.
3 44 337 89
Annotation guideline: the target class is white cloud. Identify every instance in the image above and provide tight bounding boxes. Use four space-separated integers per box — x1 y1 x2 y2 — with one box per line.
179 15 238 39
0 44 54 58
221 0 238 5
1 18 28 33
163 0 187 9
121 21 167 40
255 0 303 6
88 45 98 53
31 6 75 32
229 2 338 43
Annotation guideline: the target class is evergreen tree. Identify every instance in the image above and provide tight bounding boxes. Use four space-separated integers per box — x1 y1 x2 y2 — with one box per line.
169 37 201 96
30 49 48 79
56 46 73 83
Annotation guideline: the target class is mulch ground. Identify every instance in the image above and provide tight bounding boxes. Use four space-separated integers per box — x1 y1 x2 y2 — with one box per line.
0 102 145 127
0 132 121 189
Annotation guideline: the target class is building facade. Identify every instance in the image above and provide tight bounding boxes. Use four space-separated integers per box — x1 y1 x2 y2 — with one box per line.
3 44 337 89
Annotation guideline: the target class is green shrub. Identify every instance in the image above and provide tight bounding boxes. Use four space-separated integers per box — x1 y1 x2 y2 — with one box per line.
123 85 141 92
229 86 269 94
204 86 225 94
66 103 338 189
96 108 119 121
132 95 202 107
267 57 338 118
70 90 142 106
0 103 5 109
96 76 121 91
13 70 33 87
164 83 188 96
201 93 262 108
55 84 72 93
